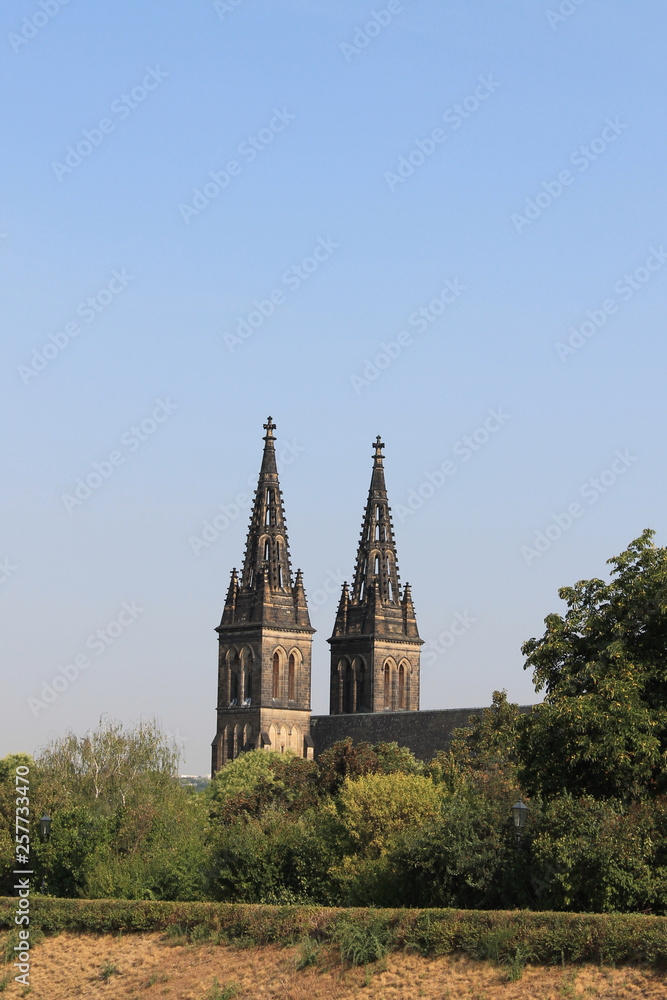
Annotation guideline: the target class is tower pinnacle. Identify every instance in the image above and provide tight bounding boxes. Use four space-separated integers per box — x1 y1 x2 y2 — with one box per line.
328 436 422 714
219 419 312 629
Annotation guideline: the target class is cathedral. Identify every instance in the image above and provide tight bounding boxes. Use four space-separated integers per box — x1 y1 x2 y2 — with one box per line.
211 417 423 773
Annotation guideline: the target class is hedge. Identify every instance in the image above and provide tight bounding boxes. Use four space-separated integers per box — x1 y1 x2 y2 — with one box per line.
1 898 666 967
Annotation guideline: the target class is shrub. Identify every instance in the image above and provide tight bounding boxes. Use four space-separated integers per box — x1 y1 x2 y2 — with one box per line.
99 960 121 980
1 899 666 966
333 911 394 966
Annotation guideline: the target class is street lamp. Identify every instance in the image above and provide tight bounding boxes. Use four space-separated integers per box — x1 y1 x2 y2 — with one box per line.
39 815 52 842
511 798 529 844
39 814 52 894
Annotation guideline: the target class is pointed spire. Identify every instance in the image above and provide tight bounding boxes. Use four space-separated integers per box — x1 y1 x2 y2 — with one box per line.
332 582 350 636
240 416 293 594
350 436 401 607
220 568 239 626
218 418 314 631
401 582 419 639
330 436 420 641
293 569 312 627
260 416 278 476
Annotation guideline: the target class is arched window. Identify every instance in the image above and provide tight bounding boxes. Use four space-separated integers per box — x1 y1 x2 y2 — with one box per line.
388 579 394 602
356 662 365 712
231 652 239 703
288 653 295 700
244 663 252 701
375 523 380 540
264 540 270 561
374 555 380 575
265 490 271 525
383 662 390 708
344 661 353 713
398 664 405 709
272 652 280 699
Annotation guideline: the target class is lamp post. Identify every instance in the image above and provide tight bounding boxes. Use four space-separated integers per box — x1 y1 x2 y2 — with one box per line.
39 814 52 893
511 798 529 845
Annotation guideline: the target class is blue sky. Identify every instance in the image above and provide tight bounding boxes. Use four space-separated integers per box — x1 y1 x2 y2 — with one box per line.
2 0 666 773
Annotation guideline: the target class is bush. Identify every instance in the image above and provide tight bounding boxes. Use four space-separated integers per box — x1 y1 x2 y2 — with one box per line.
1 898 666 967
381 772 526 910
333 911 394 965
529 795 667 915
207 809 338 905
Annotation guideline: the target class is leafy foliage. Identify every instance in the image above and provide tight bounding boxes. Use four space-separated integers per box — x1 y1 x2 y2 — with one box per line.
449 690 523 777
519 530 667 800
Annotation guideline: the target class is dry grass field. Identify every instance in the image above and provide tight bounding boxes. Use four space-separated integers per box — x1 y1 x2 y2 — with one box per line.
1 931 666 1000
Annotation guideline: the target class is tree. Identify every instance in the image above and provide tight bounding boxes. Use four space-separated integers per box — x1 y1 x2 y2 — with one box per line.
519 530 667 799
449 690 523 777
37 715 179 812
207 749 318 824
28 717 208 900
315 739 382 795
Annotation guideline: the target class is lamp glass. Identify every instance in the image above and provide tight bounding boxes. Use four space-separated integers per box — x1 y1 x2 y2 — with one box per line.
40 814 52 839
511 799 528 830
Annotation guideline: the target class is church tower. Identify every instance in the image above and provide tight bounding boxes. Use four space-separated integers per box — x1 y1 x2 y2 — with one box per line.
328 436 422 715
211 418 315 773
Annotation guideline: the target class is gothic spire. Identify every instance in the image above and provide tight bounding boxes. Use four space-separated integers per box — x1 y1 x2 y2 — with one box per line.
220 418 312 629
350 436 402 607
240 416 293 594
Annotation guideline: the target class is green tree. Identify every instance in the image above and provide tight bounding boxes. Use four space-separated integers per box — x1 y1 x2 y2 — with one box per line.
519 530 667 799
381 770 526 910
528 794 667 914
207 749 318 824
37 715 179 812
449 690 523 777
27 717 208 900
